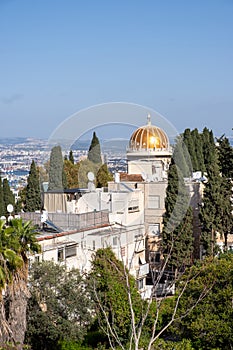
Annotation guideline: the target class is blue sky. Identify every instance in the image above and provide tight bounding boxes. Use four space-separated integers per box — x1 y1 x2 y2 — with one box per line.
0 0 233 139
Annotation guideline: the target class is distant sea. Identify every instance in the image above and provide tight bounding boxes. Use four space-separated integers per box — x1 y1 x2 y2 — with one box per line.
13 169 29 176
0 137 31 145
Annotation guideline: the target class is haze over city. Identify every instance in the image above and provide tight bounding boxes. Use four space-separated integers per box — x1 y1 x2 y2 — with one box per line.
0 0 233 139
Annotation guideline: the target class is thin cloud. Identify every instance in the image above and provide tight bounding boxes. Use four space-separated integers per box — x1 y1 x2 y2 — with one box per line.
0 94 24 105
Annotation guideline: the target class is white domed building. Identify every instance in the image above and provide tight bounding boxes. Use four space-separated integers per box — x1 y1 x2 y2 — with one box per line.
127 115 172 181
108 115 172 266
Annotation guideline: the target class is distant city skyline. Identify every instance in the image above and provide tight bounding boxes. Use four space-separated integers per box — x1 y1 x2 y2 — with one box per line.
0 0 232 139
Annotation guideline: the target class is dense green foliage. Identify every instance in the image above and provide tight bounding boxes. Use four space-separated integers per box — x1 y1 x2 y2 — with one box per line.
77 159 99 188
0 176 5 217
25 261 93 350
162 162 194 270
63 132 113 190
172 136 192 177
171 253 233 350
216 135 233 179
24 160 41 212
69 150 74 164
48 145 67 191
96 163 113 188
63 159 80 188
199 161 223 255
182 127 233 255
87 132 102 164
0 177 15 216
88 247 144 348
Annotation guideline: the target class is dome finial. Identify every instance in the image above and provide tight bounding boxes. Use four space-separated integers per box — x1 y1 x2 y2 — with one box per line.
147 113 151 125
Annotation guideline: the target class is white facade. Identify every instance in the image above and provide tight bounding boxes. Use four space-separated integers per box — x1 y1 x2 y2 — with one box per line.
31 220 149 294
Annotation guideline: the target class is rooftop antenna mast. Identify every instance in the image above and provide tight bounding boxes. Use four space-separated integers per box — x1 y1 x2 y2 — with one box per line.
147 113 151 125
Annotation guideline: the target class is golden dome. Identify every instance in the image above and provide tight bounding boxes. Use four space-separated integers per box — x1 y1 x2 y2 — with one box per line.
129 115 169 151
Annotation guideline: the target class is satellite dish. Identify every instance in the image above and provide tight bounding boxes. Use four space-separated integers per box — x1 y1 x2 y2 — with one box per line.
87 172 95 182
7 204 14 213
8 215 13 222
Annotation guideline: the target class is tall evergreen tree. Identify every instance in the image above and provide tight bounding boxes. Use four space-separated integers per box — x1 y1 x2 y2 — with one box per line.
0 176 4 217
202 127 216 169
199 131 233 255
199 161 223 256
216 135 233 179
87 132 102 164
68 150 74 164
191 128 205 173
48 145 66 191
183 129 198 172
162 162 194 271
25 160 42 212
216 135 233 248
2 178 15 215
218 177 233 249
172 136 192 178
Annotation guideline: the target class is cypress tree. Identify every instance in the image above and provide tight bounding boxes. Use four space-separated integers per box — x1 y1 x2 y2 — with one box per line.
191 128 205 173
48 145 65 191
183 128 198 172
0 176 5 217
2 178 15 215
87 132 102 164
216 135 233 179
202 127 216 169
199 130 233 255
199 160 222 256
162 162 194 271
68 150 74 164
25 160 42 212
172 136 192 178
218 177 233 249
216 135 233 248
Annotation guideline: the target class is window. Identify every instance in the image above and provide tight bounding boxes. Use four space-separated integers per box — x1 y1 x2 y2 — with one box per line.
113 236 118 246
137 279 144 290
65 244 76 258
128 199 139 213
58 248 64 261
128 205 139 213
148 195 160 209
93 240 96 251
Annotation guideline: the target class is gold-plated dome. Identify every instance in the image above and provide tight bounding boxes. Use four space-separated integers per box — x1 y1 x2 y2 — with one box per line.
129 115 169 151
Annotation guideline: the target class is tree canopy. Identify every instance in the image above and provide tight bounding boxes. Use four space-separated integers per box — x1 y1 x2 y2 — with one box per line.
25 160 41 212
88 247 144 349
162 162 194 271
171 253 233 350
48 145 67 191
26 260 93 350
87 132 102 164
96 164 113 188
